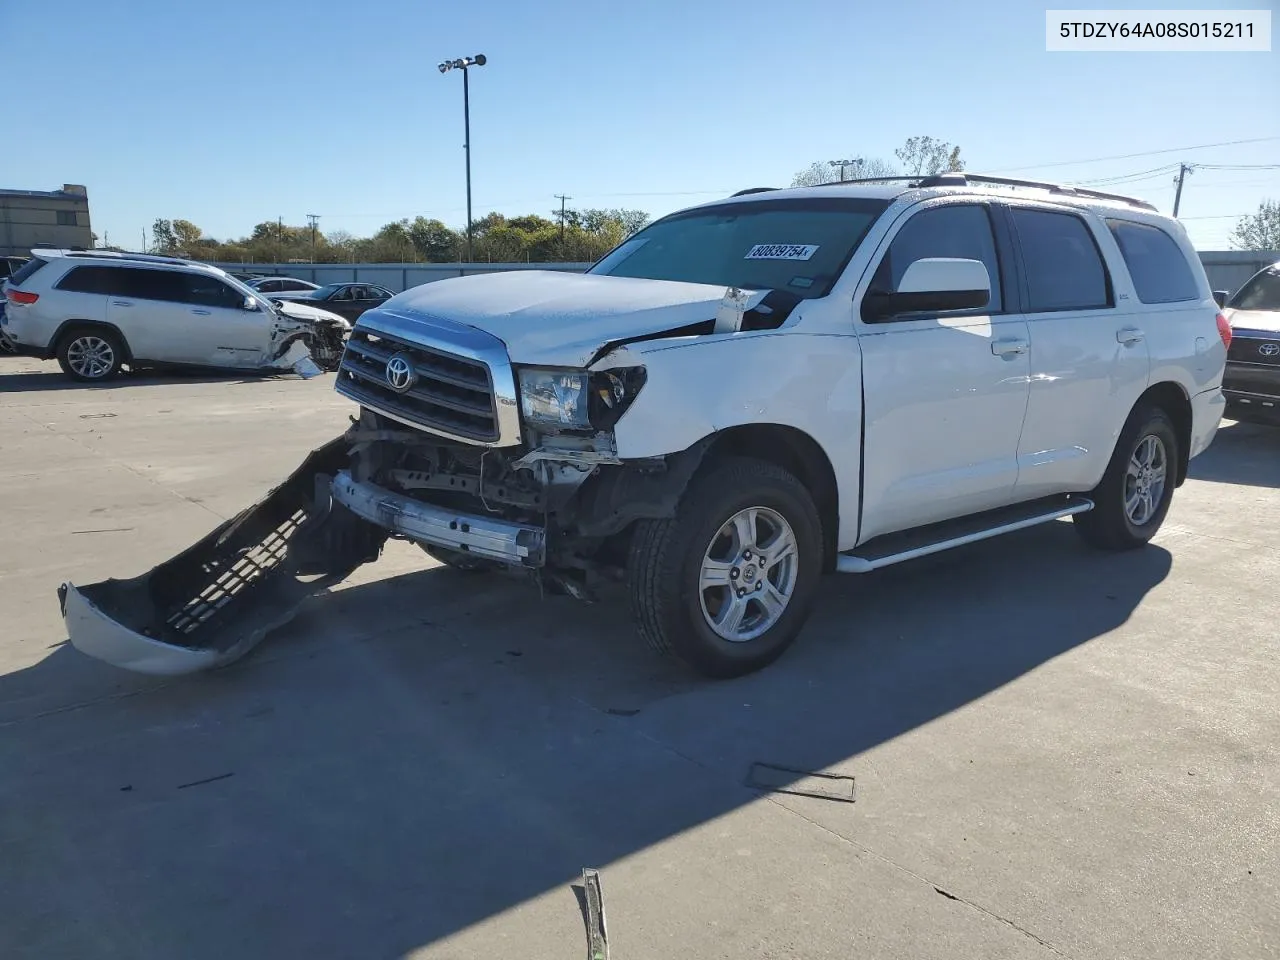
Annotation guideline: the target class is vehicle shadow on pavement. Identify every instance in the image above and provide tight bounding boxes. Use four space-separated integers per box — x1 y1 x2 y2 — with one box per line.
1187 420 1280 488
0 525 1171 960
0 367 314 393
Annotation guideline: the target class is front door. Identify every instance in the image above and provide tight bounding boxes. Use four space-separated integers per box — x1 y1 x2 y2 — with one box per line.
855 201 1032 543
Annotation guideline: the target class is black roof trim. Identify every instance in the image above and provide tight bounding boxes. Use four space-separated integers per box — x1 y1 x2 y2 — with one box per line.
730 187 778 197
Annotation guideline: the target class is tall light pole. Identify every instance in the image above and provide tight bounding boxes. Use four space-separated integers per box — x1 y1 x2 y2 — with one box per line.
829 158 863 183
438 54 487 262
306 214 320 263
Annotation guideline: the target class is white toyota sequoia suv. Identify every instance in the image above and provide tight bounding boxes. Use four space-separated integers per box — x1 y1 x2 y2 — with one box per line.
59 174 1231 680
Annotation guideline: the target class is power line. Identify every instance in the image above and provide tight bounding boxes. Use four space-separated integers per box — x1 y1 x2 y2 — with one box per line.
990 136 1280 174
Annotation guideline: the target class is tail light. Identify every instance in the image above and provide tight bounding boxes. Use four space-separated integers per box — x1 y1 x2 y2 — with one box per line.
6 289 38 305
1216 311 1232 350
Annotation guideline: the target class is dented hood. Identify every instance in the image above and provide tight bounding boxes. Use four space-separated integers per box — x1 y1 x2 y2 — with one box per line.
373 270 747 366
275 299 351 329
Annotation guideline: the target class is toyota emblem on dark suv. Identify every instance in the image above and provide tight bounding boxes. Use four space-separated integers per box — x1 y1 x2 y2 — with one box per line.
1260 343 1279 358
385 353 417 393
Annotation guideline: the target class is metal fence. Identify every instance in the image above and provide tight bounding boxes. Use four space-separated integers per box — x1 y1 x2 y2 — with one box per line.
212 261 595 294
215 251 1279 298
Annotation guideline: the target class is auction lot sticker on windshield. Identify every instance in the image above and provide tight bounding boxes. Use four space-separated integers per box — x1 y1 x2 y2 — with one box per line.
745 243 819 261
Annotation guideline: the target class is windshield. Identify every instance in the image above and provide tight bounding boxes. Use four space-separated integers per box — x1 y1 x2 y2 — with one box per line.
310 283 342 299
1228 266 1280 311
589 197 890 299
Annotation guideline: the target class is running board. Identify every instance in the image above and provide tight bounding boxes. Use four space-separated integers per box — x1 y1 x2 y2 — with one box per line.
836 495 1094 574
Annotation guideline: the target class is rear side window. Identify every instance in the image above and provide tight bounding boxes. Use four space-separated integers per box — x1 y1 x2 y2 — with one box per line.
57 265 126 295
9 257 49 286
116 268 186 302
1107 220 1199 304
1011 209 1111 312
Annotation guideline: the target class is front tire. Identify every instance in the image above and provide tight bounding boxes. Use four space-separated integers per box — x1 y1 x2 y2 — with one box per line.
627 456 824 678
57 328 124 382
1074 405 1178 550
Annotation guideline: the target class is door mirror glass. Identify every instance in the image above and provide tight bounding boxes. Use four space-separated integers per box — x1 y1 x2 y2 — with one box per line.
863 257 990 321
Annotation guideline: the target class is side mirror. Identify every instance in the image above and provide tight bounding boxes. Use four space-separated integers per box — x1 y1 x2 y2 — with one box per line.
862 257 991 322
1213 290 1230 308
243 296 260 311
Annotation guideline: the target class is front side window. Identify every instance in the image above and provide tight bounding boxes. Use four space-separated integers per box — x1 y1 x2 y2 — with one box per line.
179 274 244 308
869 204 1003 313
1228 266 1280 312
1106 219 1199 304
590 197 890 300
313 283 346 300
1011 208 1111 312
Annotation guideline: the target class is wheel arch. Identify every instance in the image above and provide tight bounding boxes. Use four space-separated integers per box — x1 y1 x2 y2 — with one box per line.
1136 381 1192 486
703 423 840 572
52 320 135 363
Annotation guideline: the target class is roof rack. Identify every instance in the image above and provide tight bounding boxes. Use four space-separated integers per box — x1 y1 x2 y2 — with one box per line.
814 172 1157 212
64 250 191 265
730 187 777 197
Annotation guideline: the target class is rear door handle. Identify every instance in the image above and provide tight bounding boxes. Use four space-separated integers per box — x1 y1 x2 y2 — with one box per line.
111 300 133 307
991 338 1028 358
1117 327 1145 345
191 309 212 316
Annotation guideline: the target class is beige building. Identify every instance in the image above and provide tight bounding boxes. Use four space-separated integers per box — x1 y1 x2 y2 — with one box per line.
0 184 93 256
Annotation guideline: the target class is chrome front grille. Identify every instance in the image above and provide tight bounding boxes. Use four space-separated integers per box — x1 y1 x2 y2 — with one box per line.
336 327 499 442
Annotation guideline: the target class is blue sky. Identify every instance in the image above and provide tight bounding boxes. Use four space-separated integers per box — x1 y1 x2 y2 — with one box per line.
8 0 1278 250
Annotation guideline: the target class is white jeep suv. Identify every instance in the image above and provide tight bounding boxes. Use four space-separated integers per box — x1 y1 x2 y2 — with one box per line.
59 174 1231 679
2 250 350 381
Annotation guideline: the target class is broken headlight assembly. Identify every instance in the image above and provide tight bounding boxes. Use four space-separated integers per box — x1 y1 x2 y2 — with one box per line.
517 366 647 433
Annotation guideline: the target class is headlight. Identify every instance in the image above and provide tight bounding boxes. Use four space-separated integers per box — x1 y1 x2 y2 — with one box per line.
518 366 648 432
519 368 590 429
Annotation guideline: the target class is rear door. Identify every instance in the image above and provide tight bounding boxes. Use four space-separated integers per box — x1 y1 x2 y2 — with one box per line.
855 200 1032 542
1008 206 1151 499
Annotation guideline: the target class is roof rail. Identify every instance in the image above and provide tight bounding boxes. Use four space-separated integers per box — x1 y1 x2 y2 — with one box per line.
731 187 777 197
65 250 191 265
813 172 1156 211
915 173 1159 211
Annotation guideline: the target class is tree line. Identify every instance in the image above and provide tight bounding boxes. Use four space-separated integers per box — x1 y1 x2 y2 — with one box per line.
136 208 652 265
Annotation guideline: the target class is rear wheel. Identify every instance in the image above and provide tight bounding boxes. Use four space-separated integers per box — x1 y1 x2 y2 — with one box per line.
1074 405 1178 550
57 328 124 382
628 456 823 678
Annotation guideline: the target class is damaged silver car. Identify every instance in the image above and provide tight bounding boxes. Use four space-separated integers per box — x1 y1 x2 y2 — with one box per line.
2 249 348 380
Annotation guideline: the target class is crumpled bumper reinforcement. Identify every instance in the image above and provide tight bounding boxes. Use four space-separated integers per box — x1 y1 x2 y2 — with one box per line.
331 471 546 567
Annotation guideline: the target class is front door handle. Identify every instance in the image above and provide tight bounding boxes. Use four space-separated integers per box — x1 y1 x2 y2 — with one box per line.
991 337 1028 359
1117 327 1145 346
191 309 212 316
111 300 133 307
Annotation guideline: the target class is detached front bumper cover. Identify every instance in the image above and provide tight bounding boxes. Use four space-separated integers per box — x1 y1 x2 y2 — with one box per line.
59 436 386 676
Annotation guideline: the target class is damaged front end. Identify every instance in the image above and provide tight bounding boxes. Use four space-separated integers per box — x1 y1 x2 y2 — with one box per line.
59 437 386 675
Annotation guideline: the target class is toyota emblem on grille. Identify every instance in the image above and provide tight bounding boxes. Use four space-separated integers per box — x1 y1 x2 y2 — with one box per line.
1260 343 1280 357
385 352 417 393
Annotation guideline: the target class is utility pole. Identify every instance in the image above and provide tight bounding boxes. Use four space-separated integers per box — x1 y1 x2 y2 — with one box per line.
1172 163 1194 217
306 214 320 262
555 194 572 243
277 216 284 263
141 228 147 253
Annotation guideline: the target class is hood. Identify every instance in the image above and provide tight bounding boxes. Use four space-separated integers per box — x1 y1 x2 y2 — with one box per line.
276 298 350 328
372 270 765 366
1225 308 1280 333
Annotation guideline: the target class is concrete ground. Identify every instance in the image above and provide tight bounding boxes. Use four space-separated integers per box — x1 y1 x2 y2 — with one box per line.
1 355 1277 960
